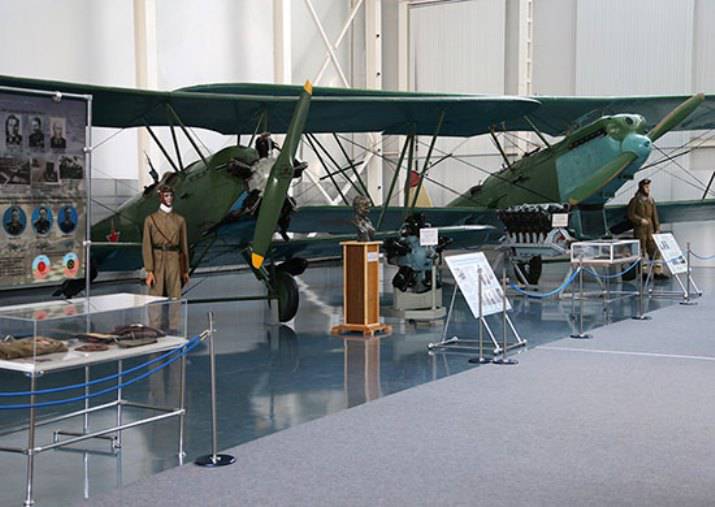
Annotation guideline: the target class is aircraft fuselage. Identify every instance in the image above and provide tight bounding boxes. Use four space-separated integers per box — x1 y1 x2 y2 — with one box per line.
449 114 652 209
91 145 257 270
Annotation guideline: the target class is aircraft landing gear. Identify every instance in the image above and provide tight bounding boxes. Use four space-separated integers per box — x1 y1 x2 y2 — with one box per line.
271 270 299 322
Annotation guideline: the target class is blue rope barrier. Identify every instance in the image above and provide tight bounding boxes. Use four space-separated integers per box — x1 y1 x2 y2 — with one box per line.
0 335 201 398
509 268 581 299
585 259 640 280
690 251 715 260
0 336 202 410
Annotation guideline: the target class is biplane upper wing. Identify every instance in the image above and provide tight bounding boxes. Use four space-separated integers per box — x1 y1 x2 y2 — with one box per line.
178 83 715 137
0 75 539 137
499 95 715 136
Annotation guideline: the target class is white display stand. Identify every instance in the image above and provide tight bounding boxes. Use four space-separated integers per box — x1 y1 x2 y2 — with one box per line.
428 252 526 356
0 293 190 507
561 239 641 303
650 233 701 299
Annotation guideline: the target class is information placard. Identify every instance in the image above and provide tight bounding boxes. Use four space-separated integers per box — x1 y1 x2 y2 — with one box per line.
0 91 87 287
445 252 510 318
652 233 688 275
551 213 569 228
419 227 438 246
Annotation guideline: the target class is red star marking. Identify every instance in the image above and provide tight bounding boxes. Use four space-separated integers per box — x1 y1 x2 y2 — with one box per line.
106 229 120 242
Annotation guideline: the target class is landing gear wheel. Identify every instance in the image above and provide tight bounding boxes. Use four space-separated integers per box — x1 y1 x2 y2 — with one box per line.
271 270 299 322
516 255 543 285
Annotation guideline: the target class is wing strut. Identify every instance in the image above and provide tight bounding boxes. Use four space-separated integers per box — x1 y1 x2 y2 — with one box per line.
523 115 551 148
305 135 350 206
307 133 371 204
165 105 185 171
377 133 412 230
165 103 209 168
331 133 373 205
489 127 512 170
410 110 445 210
402 132 416 208
143 122 180 173
703 171 715 200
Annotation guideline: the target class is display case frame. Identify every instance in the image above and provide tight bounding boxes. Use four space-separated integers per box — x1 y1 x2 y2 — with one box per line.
0 293 190 507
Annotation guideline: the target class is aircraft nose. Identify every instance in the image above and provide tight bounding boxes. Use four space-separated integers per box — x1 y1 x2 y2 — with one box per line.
622 133 652 159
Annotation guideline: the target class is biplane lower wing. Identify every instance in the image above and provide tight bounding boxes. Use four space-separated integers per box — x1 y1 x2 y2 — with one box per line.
198 225 499 269
288 206 502 235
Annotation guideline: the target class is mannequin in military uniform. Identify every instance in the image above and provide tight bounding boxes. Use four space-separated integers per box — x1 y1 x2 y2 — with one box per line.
628 178 667 280
142 185 189 329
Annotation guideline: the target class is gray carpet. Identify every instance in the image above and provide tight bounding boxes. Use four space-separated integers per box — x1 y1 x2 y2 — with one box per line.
81 297 715 507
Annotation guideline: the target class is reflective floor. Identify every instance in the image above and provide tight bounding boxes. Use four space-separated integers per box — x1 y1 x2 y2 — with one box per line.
0 260 712 506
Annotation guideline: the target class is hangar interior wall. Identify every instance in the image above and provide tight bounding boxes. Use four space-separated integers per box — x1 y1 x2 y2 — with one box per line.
405 0 715 265
0 0 714 261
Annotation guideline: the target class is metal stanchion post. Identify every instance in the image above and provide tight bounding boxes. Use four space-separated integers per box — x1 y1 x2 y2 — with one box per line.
195 312 235 467
115 360 123 449
633 257 651 320
24 373 36 507
430 259 437 311
469 268 491 365
493 263 518 365
570 257 592 339
681 242 697 306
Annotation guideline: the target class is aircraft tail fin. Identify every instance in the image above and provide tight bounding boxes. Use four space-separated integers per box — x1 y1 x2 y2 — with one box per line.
407 170 433 208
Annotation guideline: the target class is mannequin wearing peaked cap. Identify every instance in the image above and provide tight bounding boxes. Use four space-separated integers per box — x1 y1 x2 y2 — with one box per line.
628 178 667 279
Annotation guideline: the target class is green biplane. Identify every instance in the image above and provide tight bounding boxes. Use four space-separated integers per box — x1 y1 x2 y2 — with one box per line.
0 75 713 321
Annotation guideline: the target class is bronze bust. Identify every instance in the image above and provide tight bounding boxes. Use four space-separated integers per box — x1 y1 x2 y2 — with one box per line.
352 195 375 241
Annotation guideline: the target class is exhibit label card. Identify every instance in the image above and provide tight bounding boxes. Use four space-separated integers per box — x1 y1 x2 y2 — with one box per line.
0 91 87 287
419 227 438 246
652 233 687 275
445 251 511 318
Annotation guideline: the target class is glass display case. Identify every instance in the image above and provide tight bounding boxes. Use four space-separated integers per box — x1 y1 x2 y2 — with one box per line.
0 293 187 373
0 293 189 506
570 239 640 265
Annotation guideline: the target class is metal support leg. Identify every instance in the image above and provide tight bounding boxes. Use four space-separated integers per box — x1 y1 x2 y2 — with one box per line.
24 374 36 507
681 242 697 306
493 264 518 365
469 268 491 365
427 284 458 350
178 352 187 463
83 366 90 433
430 265 437 311
632 257 651 321
570 260 592 339
115 360 123 449
195 312 235 467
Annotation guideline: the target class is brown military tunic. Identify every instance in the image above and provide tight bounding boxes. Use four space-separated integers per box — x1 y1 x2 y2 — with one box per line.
142 209 189 299
627 192 660 259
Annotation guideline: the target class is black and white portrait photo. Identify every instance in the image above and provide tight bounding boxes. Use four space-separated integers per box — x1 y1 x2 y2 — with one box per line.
5 114 22 147
49 117 66 149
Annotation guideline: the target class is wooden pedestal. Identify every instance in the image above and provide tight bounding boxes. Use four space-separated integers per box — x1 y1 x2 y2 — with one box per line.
331 241 392 337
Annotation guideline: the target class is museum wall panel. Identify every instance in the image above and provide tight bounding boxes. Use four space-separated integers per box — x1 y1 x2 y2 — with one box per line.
0 1 138 181
409 0 505 207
